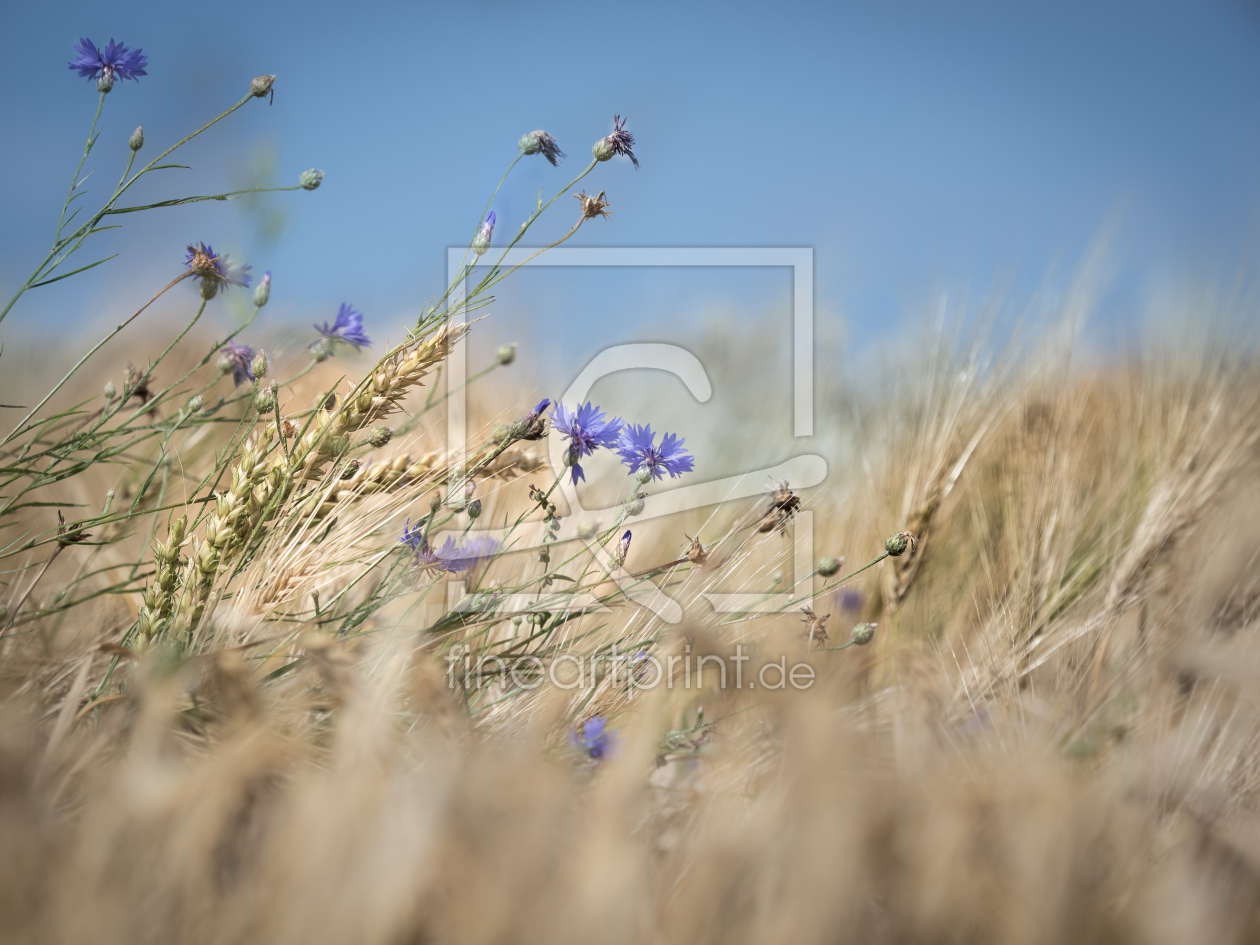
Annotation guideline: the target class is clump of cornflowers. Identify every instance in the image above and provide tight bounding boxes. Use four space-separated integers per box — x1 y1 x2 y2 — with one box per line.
519 130 566 165
552 402 623 484
68 38 148 92
216 341 255 386
311 303 371 360
471 212 496 257
400 521 499 573
570 717 618 761
617 424 694 481
592 114 639 168
184 243 251 300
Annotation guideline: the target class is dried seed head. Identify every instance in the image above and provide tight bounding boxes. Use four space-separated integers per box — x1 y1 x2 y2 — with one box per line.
575 189 612 220
885 532 918 557
686 534 709 564
281 419 298 438
816 556 844 577
250 74 276 97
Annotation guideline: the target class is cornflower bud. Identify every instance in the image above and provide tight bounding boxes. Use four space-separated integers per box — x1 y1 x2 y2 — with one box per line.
851 622 877 646
816 556 843 577
624 493 645 517
495 343 517 366
885 532 917 557
471 212 496 256
467 498 482 520
253 271 271 307
299 169 324 191
250 350 269 380
368 426 392 448
129 126 144 151
185 394 204 414
103 380 117 401
430 492 443 512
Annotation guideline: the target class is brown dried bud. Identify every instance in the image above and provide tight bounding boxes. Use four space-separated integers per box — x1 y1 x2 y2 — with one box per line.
250 74 276 98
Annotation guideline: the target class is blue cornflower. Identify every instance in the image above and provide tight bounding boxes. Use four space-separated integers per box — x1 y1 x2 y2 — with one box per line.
570 716 618 761
218 341 255 387
617 424 695 481
68 37 148 84
400 521 499 573
472 211 496 256
185 243 251 297
314 303 372 350
552 401 624 485
616 529 632 566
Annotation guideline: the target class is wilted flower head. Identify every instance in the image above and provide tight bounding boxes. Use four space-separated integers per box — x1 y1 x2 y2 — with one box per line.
592 114 639 168
68 38 148 85
184 243 251 299
519 130 566 165
217 341 255 386
570 716 618 760
552 401 624 485
617 424 694 481
313 303 371 350
509 397 551 441
472 211 496 256
400 522 500 573
575 190 612 220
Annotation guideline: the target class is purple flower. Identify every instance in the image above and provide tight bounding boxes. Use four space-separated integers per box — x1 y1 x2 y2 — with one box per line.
400 522 499 573
218 341 255 387
519 130 566 165
594 115 639 169
617 424 694 481
185 243 251 293
68 37 148 84
552 401 624 485
570 716 618 760
314 303 372 350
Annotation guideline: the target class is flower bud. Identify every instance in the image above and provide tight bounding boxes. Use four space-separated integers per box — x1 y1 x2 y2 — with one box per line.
250 350 269 380
299 169 324 191
250 74 276 98
577 520 600 540
368 426 392 448
471 211 496 257
495 343 517 366
185 394 204 414
885 532 916 557
816 556 843 577
129 126 144 151
467 498 482 520
97 71 114 93
216 353 234 375
254 387 275 412
851 622 877 646
430 492 443 512
592 137 615 162
624 493 645 517
103 380 117 401
253 271 271 307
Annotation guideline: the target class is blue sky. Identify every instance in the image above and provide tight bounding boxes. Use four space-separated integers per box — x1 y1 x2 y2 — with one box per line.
3 0 1259 384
